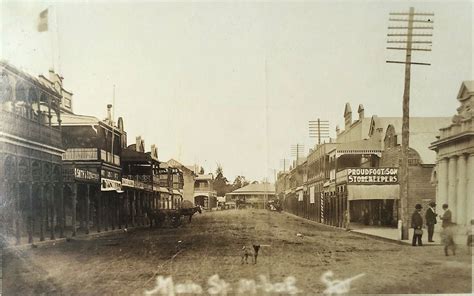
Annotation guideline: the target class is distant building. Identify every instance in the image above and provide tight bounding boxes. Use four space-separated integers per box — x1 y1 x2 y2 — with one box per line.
194 174 217 209
430 81 474 227
226 183 275 209
167 159 197 204
279 102 451 229
121 137 160 227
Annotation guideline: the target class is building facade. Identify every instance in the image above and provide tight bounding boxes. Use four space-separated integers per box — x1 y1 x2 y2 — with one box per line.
194 174 217 209
0 62 65 244
277 102 451 230
430 81 474 227
225 183 275 209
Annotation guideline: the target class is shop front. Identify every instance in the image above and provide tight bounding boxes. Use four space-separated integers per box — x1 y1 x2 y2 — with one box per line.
343 167 399 227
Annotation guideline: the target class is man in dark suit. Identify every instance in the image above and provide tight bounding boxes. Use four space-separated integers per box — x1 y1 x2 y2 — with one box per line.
411 204 424 246
425 201 437 242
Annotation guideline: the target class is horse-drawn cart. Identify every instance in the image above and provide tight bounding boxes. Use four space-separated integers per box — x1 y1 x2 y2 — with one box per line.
147 204 202 228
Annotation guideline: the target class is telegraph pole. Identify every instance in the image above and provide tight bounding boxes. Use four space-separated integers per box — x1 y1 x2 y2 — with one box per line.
291 144 305 165
280 158 289 172
386 7 434 240
309 119 329 145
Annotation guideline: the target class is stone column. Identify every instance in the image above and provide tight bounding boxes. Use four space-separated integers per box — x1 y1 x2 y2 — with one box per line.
447 156 458 221
456 154 467 225
437 158 449 213
466 154 474 225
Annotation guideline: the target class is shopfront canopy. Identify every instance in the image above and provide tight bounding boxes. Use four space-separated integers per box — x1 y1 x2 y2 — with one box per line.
347 184 399 201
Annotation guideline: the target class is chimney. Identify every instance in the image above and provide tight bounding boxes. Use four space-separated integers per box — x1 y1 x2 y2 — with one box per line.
358 104 365 120
344 103 352 129
107 104 113 123
136 136 141 152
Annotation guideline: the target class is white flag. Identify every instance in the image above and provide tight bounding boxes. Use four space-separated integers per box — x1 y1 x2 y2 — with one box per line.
37 9 48 32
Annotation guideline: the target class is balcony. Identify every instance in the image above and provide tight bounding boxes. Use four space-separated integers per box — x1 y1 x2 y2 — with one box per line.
100 149 120 166
0 110 62 148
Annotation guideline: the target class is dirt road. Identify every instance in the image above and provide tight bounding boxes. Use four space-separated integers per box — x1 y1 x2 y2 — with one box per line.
2 209 472 295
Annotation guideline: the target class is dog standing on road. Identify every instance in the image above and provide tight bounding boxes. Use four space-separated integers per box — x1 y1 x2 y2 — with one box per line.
241 245 261 264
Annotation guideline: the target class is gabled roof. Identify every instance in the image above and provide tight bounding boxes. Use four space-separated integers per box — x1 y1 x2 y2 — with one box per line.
457 80 474 101
227 183 275 195
384 117 451 164
167 159 195 173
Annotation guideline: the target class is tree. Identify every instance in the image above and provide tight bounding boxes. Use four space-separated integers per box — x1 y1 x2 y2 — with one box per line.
213 163 230 196
232 175 249 191
199 167 205 174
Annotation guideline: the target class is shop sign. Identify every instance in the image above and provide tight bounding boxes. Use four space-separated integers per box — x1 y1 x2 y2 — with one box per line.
101 169 120 181
309 186 315 204
101 178 122 191
75 168 100 182
347 167 398 184
122 178 135 188
298 190 303 201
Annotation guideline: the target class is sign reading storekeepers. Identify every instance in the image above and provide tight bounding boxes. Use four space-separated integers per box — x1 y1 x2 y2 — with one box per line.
347 167 398 184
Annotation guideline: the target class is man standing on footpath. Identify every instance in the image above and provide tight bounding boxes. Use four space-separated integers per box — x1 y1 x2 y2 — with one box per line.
440 204 456 256
411 204 424 246
425 201 437 242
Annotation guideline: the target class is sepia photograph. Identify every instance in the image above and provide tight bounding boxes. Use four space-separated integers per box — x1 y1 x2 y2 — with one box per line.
0 0 473 295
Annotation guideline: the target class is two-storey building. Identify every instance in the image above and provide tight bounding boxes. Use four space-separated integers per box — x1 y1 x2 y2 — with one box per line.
1 62 64 244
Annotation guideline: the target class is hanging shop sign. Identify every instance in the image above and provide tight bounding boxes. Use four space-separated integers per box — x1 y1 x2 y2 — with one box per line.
347 167 398 184
309 186 315 204
122 178 135 188
298 190 303 202
101 178 122 191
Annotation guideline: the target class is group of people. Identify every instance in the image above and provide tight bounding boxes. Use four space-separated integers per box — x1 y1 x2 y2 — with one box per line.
411 202 459 256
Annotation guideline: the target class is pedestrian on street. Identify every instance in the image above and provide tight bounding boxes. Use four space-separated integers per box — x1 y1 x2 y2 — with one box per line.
467 219 473 255
440 204 456 256
411 204 423 246
425 201 437 242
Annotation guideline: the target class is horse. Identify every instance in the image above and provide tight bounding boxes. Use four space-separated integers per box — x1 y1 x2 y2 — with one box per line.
147 209 166 228
179 206 202 223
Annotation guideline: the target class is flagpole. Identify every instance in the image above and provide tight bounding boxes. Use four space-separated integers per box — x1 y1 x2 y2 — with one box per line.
54 5 61 74
47 5 55 71
111 85 116 165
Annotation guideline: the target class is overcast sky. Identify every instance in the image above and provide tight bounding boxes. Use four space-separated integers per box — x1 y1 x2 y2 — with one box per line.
1 0 472 182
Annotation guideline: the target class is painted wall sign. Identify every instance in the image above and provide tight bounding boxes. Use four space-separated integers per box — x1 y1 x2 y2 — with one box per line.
75 168 100 182
101 169 120 181
347 167 398 184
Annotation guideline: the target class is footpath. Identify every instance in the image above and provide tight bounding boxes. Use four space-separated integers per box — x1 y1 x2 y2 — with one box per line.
349 223 468 246
284 212 468 246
